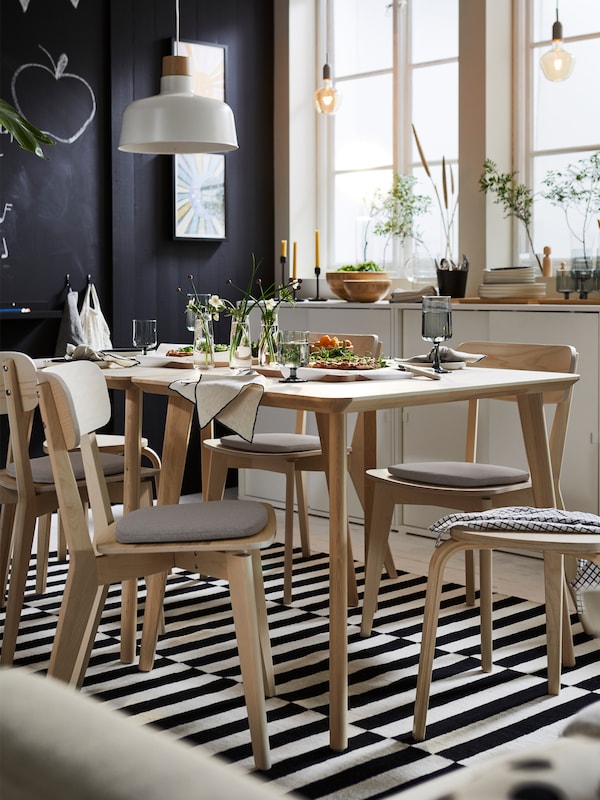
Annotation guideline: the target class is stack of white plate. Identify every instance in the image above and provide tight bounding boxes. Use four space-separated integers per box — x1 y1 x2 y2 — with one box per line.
482 267 537 284
478 266 544 298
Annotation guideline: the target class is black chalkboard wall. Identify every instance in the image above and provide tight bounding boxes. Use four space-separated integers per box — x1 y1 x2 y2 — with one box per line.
0 0 275 490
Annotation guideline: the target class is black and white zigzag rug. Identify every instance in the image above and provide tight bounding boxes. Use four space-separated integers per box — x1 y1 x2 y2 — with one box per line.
3 543 599 799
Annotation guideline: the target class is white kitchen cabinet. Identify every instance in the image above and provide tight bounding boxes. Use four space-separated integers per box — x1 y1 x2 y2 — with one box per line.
238 302 600 534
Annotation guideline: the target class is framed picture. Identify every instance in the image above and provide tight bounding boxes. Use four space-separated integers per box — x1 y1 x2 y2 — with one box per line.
173 40 227 241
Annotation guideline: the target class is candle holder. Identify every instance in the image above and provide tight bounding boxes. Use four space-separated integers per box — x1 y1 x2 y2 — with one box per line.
307 266 321 301
279 255 287 298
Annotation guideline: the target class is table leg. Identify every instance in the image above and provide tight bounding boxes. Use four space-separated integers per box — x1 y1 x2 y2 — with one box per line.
120 385 143 663
157 394 194 506
327 411 348 751
517 392 555 507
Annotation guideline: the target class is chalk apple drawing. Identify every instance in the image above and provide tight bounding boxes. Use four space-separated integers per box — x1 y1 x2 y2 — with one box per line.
11 45 96 144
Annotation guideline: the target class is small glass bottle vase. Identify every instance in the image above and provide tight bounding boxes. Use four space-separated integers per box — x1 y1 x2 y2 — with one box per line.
229 316 253 370
193 313 215 370
258 312 279 367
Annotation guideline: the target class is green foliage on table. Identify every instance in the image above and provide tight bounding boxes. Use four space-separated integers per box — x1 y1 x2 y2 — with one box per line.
479 158 542 272
0 98 55 159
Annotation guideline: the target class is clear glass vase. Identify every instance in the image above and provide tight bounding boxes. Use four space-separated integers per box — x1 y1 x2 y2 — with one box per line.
228 316 253 370
257 312 279 367
193 313 215 370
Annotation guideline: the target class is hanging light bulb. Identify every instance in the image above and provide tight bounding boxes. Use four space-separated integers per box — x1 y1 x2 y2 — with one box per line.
540 1 575 82
314 57 341 115
118 0 238 154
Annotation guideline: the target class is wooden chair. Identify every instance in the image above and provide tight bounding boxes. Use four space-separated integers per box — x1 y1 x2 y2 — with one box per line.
202 332 383 604
412 520 600 740
0 352 158 667
361 341 579 643
37 359 277 770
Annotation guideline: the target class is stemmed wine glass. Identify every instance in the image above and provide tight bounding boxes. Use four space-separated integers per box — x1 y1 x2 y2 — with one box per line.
278 330 310 383
421 296 452 373
132 319 157 355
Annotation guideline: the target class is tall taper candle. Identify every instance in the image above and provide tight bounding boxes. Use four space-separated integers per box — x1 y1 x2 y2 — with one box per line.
315 229 320 268
292 241 297 279
281 239 287 258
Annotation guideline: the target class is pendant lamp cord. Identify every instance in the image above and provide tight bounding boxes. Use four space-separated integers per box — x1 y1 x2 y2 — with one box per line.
555 0 559 24
175 0 180 55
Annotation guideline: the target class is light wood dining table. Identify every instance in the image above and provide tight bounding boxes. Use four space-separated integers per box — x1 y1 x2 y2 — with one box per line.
104 362 578 752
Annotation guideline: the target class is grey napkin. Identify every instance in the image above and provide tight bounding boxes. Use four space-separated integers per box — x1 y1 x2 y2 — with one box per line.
64 344 139 368
402 346 486 365
170 372 266 441
54 290 87 357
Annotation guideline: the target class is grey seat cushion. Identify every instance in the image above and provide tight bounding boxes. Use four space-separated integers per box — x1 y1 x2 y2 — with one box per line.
7 453 125 484
387 461 530 488
220 433 321 454
116 499 269 543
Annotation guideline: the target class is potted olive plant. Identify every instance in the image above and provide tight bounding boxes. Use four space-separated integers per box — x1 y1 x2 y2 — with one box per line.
326 173 430 300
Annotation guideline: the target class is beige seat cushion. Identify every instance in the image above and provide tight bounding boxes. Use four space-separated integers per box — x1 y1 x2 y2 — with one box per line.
387 461 530 488
7 453 126 484
116 499 268 543
220 433 321 454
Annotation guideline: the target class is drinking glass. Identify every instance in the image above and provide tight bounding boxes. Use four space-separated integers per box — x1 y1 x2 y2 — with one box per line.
421 296 452 373
132 319 157 355
277 330 310 383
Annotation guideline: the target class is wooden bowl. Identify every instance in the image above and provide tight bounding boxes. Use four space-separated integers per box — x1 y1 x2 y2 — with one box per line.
343 278 391 303
326 271 352 300
326 270 389 300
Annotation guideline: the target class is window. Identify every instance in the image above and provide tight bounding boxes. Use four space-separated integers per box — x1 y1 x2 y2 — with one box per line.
321 0 458 276
524 0 600 264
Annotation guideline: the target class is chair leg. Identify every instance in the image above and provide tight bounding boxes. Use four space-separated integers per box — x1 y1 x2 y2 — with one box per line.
0 502 16 606
139 571 168 672
120 579 138 664
56 511 68 561
360 482 397 637
561 577 575 668
48 558 107 686
35 514 52 594
479 548 493 672
465 550 476 606
227 552 271 771
544 550 564 695
294 471 311 557
0 506 36 666
346 524 359 607
413 538 466 741
251 550 276 698
283 464 296 605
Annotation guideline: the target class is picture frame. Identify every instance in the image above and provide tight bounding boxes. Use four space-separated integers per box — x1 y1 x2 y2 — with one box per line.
173 40 227 241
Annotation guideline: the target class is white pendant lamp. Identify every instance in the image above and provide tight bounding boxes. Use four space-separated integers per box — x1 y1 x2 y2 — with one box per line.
540 1 575 82
314 57 341 115
118 0 238 154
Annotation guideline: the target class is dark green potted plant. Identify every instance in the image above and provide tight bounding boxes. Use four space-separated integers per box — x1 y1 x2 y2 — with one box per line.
0 98 54 158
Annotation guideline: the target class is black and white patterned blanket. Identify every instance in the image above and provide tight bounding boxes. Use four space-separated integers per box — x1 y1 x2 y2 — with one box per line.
430 506 600 611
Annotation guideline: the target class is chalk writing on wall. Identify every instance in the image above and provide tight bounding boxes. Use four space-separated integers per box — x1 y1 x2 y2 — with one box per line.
19 0 81 12
11 45 96 144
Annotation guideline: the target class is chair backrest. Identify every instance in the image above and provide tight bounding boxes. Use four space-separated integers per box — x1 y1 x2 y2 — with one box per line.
457 341 578 506
41 361 113 450
0 352 41 497
309 332 382 359
37 361 115 553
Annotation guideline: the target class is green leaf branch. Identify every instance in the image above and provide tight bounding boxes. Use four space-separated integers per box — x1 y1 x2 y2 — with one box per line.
479 158 542 272
0 98 55 159
541 152 600 267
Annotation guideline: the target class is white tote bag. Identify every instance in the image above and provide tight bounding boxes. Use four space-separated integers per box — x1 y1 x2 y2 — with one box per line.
79 282 113 351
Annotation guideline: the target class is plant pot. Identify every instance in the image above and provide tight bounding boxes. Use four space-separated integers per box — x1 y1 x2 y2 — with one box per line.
437 268 468 298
